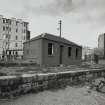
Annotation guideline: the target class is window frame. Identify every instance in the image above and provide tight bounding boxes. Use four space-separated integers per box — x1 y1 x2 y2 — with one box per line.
68 47 72 57
48 43 54 56
16 35 18 40
76 48 79 58
3 19 5 24
3 26 5 31
16 28 18 33
15 43 18 47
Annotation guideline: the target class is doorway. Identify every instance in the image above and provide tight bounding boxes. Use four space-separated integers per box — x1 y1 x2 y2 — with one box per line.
59 45 63 64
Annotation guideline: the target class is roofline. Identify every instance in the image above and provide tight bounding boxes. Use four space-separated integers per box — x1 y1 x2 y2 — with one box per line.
24 37 82 48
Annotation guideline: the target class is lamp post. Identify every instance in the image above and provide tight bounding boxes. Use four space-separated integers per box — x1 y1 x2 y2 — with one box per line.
58 20 62 37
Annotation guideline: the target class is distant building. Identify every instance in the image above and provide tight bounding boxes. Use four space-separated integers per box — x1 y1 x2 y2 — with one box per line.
98 33 105 58
0 15 30 60
23 33 82 66
82 47 93 60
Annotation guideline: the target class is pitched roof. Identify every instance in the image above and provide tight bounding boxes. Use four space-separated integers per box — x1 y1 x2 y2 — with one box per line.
24 33 82 47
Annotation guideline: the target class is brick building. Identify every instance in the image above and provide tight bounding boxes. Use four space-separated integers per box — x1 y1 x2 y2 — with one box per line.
23 33 82 66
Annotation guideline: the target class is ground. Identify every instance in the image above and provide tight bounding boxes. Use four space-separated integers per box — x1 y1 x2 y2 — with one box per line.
0 61 105 105
0 86 105 105
0 62 105 76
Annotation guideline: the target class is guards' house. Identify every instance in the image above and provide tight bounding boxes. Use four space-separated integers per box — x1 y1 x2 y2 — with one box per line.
23 33 82 66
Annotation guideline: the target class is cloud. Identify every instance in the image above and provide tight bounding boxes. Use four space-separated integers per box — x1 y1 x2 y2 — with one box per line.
0 0 105 47
21 0 72 16
17 0 105 28
2 0 105 26
72 0 105 26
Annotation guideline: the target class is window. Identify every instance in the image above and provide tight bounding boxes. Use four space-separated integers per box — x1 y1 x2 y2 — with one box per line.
68 47 72 57
5 34 10 39
13 51 14 55
3 19 5 23
16 36 18 40
48 43 53 55
24 22 26 27
16 21 18 26
6 19 8 23
76 48 78 57
15 43 18 47
16 28 18 32
16 51 18 56
3 26 5 31
9 51 11 55
6 34 8 38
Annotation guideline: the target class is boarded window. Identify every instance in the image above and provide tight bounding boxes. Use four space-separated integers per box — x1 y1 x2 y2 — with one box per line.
76 48 78 57
48 43 53 55
68 47 72 56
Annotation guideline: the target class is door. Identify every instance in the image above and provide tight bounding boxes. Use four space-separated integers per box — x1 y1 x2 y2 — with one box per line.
59 45 63 64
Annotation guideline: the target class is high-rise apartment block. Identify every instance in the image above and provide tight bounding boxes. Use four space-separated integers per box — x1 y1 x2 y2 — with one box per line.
98 33 105 58
0 15 30 60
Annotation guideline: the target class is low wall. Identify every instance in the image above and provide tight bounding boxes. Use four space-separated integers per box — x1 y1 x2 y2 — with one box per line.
0 62 38 67
0 69 105 98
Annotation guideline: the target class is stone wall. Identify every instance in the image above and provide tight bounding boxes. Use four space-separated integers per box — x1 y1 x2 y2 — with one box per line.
0 69 105 98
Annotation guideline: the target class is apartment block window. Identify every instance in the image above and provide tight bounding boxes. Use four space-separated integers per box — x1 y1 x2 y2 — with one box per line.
16 36 18 40
5 34 10 39
3 26 5 31
76 48 79 57
48 43 53 55
6 34 8 38
16 51 18 56
16 28 18 33
13 51 14 55
9 51 11 55
15 43 18 47
68 47 72 57
3 19 5 23
16 21 18 26
6 19 8 23
24 22 26 27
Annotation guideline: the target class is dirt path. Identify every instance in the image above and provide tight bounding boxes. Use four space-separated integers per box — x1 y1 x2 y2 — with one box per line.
0 86 105 105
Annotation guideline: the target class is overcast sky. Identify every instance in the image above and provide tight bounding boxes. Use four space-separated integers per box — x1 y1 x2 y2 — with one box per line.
0 0 105 48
